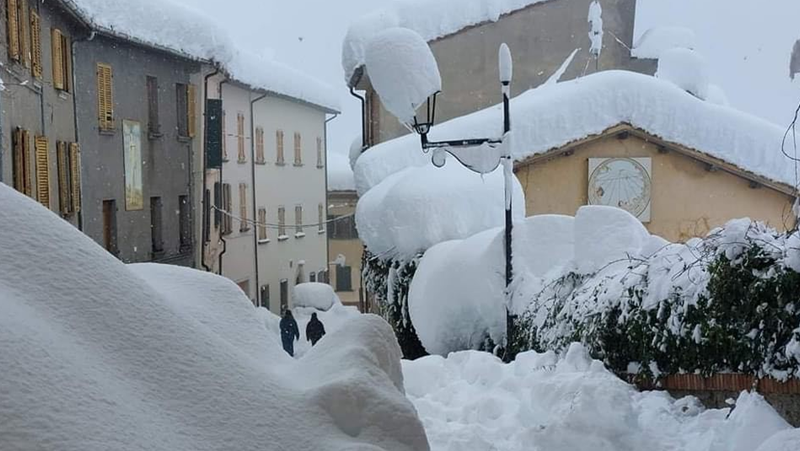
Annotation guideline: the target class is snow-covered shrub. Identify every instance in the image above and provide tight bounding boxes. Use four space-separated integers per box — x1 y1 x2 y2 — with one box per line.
514 220 800 381
363 251 428 359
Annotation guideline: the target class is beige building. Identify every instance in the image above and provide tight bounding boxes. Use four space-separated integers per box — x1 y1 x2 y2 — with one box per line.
327 189 365 310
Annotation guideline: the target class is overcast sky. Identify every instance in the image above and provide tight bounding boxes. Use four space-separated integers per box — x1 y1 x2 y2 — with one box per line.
174 0 800 159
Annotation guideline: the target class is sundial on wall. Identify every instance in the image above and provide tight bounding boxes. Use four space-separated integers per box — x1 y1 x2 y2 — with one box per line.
588 157 652 222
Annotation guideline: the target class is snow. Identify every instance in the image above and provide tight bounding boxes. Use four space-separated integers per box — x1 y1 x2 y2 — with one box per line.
292 282 341 311
259 303 362 359
327 152 356 191
364 28 442 126
574 205 654 274
656 48 710 99
63 0 340 112
353 71 795 195
0 183 427 451
632 26 697 59
355 162 525 261
499 43 513 83
343 0 550 83
402 344 795 451
587 0 603 59
544 48 580 86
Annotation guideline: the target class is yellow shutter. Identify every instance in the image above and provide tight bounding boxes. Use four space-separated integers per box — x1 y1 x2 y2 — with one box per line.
34 136 50 207
12 128 24 193
30 9 41 78
239 183 248 231
97 63 113 130
69 143 81 213
294 132 301 164
51 28 64 90
258 208 267 241
56 141 70 215
276 130 284 164
8 0 20 61
237 113 245 162
22 130 32 196
255 127 264 163
187 84 197 138
62 33 72 92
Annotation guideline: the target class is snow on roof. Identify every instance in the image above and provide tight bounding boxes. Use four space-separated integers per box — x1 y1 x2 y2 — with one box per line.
327 153 356 192
342 0 549 84
631 26 697 59
354 71 795 196
63 0 339 112
356 162 524 261
0 184 426 450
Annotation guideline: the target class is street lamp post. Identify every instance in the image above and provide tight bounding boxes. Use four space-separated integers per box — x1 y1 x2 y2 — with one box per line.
408 44 516 359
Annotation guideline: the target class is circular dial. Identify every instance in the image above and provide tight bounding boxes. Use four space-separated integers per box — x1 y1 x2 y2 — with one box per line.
588 157 651 218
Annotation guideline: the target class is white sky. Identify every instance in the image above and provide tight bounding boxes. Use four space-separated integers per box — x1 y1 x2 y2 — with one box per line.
174 0 800 157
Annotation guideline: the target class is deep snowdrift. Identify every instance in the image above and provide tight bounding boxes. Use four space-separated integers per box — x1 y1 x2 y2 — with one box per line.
403 344 794 451
0 184 427 451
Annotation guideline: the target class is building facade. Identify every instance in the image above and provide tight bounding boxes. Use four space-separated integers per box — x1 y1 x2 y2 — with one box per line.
327 189 364 310
0 0 84 226
74 33 200 266
350 0 655 147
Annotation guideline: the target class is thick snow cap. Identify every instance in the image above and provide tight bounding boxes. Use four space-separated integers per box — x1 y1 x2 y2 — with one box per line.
632 26 697 59
0 184 427 451
353 71 794 195
292 282 341 311
656 48 710 100
365 28 442 126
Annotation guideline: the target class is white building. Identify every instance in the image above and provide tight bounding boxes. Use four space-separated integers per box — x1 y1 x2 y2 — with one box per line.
195 55 339 313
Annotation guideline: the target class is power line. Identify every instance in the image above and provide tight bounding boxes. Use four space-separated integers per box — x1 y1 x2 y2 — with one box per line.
211 205 355 230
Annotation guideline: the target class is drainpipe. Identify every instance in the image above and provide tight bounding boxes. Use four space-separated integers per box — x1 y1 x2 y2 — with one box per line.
217 78 230 275
200 66 220 272
70 30 95 231
349 86 367 149
323 112 339 276
249 91 267 306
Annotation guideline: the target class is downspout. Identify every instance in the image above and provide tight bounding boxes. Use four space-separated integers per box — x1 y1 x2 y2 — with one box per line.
200 66 221 272
249 91 268 305
349 86 367 149
217 78 230 274
323 112 339 278
71 30 95 231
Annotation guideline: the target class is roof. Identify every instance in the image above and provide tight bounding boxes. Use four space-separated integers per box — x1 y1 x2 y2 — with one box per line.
342 0 551 86
60 0 340 112
353 70 796 196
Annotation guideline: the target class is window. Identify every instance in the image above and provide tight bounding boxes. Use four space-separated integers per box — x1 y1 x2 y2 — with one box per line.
275 130 285 165
260 285 270 311
34 136 49 207
257 207 268 242
237 113 246 163
221 110 228 161
328 214 358 240
147 76 160 136
316 137 324 168
30 8 42 79
102 199 118 255
12 127 33 197
187 84 197 138
255 126 265 164
179 195 191 251
51 28 71 92
221 183 232 235
318 270 326 284
277 206 286 239
336 266 353 292
174 83 196 138
239 183 249 232
56 142 71 216
96 63 114 131
150 197 163 254
310 272 316 283
69 143 81 213
318 203 325 233
295 205 303 236
214 182 222 230
293 132 302 165
279 279 288 313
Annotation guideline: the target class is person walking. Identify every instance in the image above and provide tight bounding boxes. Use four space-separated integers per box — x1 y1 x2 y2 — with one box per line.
280 310 300 356
306 312 326 346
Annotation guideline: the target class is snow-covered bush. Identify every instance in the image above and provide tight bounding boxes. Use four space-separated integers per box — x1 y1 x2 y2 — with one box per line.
514 219 800 381
292 282 341 311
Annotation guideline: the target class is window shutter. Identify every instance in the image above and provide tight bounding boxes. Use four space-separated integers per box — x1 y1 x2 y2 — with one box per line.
239 183 248 232
255 127 264 163
61 33 71 92
34 136 50 207
97 64 113 130
295 205 302 233
276 130 284 164
187 84 197 138
221 110 228 160
294 132 302 165
12 127 25 194
22 130 32 196
278 206 286 237
221 183 232 235
30 9 42 78
316 137 323 168
19 0 29 68
56 141 71 215
69 143 81 213
146 76 160 135
51 28 64 90
318 203 324 232
7 0 20 61
237 113 245 162
258 208 267 241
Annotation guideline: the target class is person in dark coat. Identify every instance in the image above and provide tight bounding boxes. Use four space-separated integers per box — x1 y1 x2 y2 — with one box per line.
280 310 300 356
306 312 326 346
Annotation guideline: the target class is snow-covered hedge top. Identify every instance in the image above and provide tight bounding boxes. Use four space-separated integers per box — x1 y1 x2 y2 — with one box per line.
292 283 341 311
64 0 339 112
342 0 548 84
631 26 697 59
354 71 792 195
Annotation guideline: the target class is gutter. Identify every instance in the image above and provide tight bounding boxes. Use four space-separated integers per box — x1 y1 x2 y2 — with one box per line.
249 91 268 305
70 27 95 231
200 66 221 272
217 78 230 275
